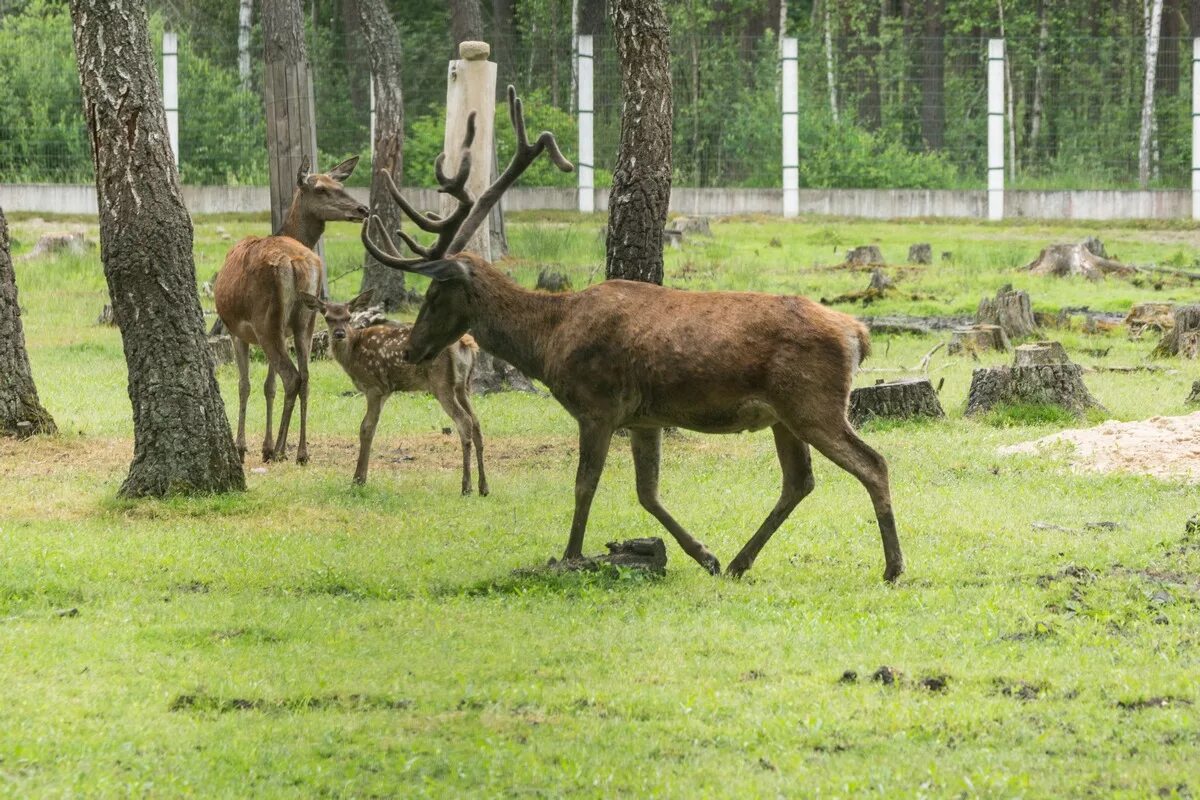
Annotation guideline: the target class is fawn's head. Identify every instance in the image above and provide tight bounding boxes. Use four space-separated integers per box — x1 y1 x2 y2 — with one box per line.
294 156 369 223
300 289 375 342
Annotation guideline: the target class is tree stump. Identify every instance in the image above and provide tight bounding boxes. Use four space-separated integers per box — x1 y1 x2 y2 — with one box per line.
947 324 1010 356
907 243 932 265
976 285 1038 340
536 267 572 292
1187 381 1200 404
96 304 116 326
1025 240 1135 281
843 245 885 268
208 335 235 366
663 229 683 249
1125 302 1174 338
965 343 1101 416
470 350 538 394
22 231 93 260
824 268 894 306
667 216 712 237
849 378 945 427
547 537 667 575
1151 305 1200 358
310 329 329 360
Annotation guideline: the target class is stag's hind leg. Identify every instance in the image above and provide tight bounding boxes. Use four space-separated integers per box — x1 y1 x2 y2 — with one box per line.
261 363 278 462
798 420 904 582
232 337 251 461
630 428 720 575
726 424 815 578
259 337 300 462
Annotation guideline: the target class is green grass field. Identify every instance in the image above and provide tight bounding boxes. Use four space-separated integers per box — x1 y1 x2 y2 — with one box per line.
2 212 1199 797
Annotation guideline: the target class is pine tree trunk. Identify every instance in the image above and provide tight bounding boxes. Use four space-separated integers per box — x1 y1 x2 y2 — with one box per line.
0 207 57 438
357 0 409 310
70 0 244 497
605 0 672 285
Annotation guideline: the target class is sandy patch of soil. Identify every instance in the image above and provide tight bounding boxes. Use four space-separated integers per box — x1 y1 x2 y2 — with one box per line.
999 412 1200 482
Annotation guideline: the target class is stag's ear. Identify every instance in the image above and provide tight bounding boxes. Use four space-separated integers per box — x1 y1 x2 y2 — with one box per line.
296 155 312 187
348 288 375 311
298 292 324 312
413 259 470 283
326 155 360 183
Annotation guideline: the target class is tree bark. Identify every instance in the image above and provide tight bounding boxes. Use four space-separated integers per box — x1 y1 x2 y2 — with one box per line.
1139 0 1165 187
449 0 483 55
605 0 672 284
70 0 244 496
492 0 517 80
1030 0 1048 147
0 207 57 437
823 0 839 123
238 0 253 89
850 378 945 427
356 0 409 310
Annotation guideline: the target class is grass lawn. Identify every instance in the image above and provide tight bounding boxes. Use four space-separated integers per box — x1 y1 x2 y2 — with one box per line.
2 212 1199 797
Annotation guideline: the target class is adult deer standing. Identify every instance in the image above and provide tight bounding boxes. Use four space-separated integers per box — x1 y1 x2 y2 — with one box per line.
215 157 369 463
363 87 904 581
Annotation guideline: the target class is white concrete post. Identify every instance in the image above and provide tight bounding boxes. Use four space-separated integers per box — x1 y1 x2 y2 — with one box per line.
577 34 595 213
163 31 179 168
987 39 1005 221
781 37 799 218
1192 39 1200 220
444 41 497 259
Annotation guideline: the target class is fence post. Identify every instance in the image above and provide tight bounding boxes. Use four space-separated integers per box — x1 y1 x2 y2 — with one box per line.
781 37 799 218
577 34 595 213
163 31 179 169
444 41 497 259
987 39 1005 221
1192 39 1200 220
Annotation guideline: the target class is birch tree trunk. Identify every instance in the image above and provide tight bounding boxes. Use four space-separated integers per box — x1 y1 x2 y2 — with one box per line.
823 0 839 123
238 0 252 88
605 0 672 284
0 206 56 438
1139 0 1164 187
69 0 244 496
1030 0 1048 146
356 0 409 310
998 0 1017 179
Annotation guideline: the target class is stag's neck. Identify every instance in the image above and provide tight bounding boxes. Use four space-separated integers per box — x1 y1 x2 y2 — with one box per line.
277 191 325 250
468 268 568 383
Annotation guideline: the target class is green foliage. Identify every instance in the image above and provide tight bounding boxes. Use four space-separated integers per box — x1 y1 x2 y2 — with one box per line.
980 402 1079 428
799 118 964 189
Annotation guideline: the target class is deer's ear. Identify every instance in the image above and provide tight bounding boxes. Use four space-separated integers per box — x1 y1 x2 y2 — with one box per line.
413 259 470 283
326 156 360 183
296 155 312 187
298 292 324 312
348 289 375 311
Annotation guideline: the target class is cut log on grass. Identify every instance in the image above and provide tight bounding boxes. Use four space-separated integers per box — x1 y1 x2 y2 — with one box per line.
667 216 712 237
22 231 93 260
1025 241 1136 281
850 378 945 427
1188 381 1200 404
948 324 1010 356
96 304 115 326
547 537 667 575
470 350 538 394
208 334 235 366
1151 305 1200 358
1125 302 1174 338
843 245 884 268
824 268 893 306
907 243 932 265
965 344 1101 416
977 285 1038 340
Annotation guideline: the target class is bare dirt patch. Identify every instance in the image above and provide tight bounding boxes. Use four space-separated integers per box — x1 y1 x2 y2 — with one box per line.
999 412 1200 482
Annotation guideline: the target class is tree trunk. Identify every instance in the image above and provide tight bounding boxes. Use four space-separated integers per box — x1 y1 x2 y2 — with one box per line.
1152 305 1200 357
823 0 839 123
356 0 409 310
70 0 244 496
449 0 483 56
1140 0 1165 187
919 0 944 150
238 0 253 89
998 0 1017 178
850 378 945 427
1030 0 1048 147
492 0 517 81
0 207 56 438
965 344 1101 416
605 0 672 285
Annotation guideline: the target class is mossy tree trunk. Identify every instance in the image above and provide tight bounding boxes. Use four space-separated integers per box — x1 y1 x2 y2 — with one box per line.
0 207 57 437
70 0 244 497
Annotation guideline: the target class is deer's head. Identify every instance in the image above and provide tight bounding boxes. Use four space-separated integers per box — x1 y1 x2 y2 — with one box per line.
295 156 370 223
300 289 375 342
403 260 475 363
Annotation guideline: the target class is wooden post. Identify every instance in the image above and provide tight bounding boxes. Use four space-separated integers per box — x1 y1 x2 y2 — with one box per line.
781 37 799 218
444 40 497 260
987 39 1004 221
163 31 179 168
577 34 595 213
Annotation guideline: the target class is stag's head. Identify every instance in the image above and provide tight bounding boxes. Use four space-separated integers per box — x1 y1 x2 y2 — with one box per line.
296 156 370 223
300 289 375 342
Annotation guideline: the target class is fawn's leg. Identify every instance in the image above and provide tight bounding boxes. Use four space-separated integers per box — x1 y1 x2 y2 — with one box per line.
455 385 488 497
434 388 476 496
354 392 386 485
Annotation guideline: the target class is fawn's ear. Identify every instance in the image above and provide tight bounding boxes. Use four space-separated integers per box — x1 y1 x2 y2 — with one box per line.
298 292 324 312
326 155 360 183
296 155 312 187
412 259 470 283
348 289 375 311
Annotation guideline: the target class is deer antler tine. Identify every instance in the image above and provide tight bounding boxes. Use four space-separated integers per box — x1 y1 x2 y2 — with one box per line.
535 131 575 172
463 111 477 149
512 95 530 150
361 215 424 269
382 169 443 234
395 229 432 258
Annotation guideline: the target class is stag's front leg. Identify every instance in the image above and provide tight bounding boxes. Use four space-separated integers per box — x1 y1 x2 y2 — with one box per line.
630 428 720 575
563 420 614 560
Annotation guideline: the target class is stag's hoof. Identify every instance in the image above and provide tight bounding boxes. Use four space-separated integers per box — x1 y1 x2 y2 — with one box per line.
883 561 905 583
725 556 752 579
296 451 309 466
700 554 721 576
479 484 490 497
461 486 472 497
352 475 367 486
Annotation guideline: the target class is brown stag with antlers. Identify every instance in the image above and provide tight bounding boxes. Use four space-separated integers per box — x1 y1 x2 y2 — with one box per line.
215 156 369 464
362 86 904 582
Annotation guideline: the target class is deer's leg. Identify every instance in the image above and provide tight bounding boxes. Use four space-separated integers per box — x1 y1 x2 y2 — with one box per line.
454 384 488 496
630 428 720 575
434 387 475 496
563 420 614 560
261 363 277 462
354 392 385 485
726 424 815 578
259 338 300 462
800 421 904 582
293 318 313 466
232 337 251 461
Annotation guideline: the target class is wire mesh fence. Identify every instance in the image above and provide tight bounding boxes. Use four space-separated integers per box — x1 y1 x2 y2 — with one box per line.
0 2 1194 194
